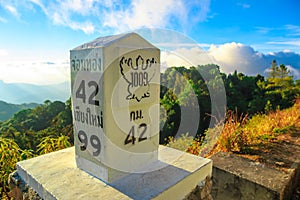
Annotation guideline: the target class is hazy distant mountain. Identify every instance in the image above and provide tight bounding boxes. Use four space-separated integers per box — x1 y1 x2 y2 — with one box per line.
0 80 70 104
0 100 39 121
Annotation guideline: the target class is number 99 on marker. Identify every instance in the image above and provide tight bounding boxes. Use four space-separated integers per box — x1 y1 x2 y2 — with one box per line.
78 130 101 156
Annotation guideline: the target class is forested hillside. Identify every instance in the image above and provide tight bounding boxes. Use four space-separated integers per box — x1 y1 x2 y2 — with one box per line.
0 100 73 151
160 61 300 142
0 101 38 121
1 60 299 198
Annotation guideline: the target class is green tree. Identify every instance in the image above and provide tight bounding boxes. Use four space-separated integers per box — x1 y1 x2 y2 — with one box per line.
269 60 278 78
160 89 181 143
266 61 298 110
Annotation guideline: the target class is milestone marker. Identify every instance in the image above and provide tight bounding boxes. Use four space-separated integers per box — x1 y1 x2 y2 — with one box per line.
70 33 160 183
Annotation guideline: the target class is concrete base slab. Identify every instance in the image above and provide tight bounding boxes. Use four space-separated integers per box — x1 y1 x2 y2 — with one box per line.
16 146 212 200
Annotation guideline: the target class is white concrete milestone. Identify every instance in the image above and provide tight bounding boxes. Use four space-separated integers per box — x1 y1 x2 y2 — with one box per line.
70 33 160 183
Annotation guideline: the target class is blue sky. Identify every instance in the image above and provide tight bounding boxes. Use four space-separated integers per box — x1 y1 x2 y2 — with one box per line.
0 0 300 85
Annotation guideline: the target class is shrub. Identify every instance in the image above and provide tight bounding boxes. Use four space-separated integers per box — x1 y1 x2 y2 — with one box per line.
0 137 34 199
37 135 71 155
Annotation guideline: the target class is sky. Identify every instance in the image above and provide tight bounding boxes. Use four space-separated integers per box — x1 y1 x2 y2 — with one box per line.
0 0 300 85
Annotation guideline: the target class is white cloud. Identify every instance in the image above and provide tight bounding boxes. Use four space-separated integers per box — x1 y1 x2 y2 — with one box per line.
52 10 95 34
0 60 69 85
1 0 211 34
210 43 300 78
5 5 20 18
103 0 210 32
29 0 97 34
267 39 300 47
286 65 300 78
161 47 212 71
208 42 267 75
285 24 300 36
0 49 8 57
5 0 209 34
69 21 95 34
161 51 191 71
161 43 300 79
103 0 177 30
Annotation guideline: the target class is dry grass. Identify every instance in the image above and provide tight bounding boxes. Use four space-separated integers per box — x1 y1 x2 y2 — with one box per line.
212 99 300 154
168 99 300 157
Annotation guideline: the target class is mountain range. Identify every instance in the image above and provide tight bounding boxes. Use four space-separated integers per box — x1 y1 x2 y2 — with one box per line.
0 80 70 104
0 100 39 121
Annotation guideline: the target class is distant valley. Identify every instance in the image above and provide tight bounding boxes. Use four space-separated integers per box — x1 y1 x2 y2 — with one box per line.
0 80 70 104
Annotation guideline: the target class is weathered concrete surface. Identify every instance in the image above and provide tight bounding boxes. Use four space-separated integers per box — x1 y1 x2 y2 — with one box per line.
15 146 212 200
211 152 300 200
183 176 213 200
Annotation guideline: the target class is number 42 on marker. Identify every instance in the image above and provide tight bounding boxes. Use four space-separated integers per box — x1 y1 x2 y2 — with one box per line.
125 123 147 145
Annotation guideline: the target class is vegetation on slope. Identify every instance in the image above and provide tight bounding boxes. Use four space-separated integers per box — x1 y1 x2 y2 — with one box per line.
0 100 73 198
0 101 38 121
168 98 300 159
213 99 299 154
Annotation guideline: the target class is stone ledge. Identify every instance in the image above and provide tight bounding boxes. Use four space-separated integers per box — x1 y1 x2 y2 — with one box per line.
211 152 300 200
15 146 212 200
